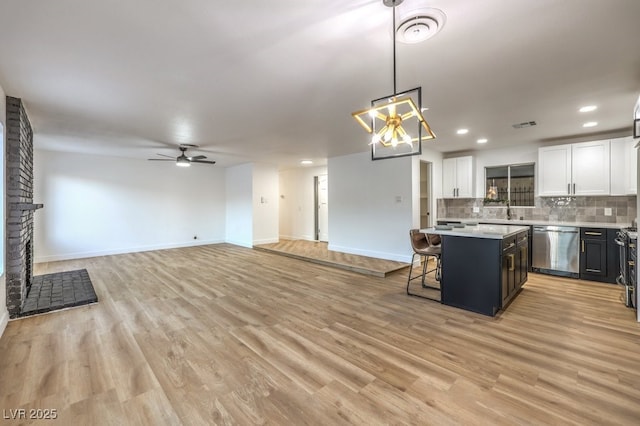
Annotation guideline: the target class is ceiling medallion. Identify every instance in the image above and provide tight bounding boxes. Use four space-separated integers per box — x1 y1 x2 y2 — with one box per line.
396 7 446 44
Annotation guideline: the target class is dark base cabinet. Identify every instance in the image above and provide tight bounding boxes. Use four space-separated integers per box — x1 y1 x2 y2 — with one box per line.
579 227 619 284
441 230 528 316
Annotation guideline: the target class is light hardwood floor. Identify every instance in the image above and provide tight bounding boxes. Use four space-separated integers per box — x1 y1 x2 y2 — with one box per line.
1 244 639 425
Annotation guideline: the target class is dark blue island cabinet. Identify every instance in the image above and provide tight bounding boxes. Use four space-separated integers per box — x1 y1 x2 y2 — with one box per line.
424 225 529 316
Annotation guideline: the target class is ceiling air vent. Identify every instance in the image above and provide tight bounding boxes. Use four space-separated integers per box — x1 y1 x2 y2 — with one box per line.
512 121 537 129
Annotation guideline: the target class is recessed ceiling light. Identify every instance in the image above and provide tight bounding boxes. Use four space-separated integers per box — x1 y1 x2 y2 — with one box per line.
456 128 469 135
583 121 598 128
477 138 488 144
300 160 313 165
579 105 597 113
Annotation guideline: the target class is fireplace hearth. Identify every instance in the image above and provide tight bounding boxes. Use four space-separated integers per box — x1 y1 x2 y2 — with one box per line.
21 269 97 317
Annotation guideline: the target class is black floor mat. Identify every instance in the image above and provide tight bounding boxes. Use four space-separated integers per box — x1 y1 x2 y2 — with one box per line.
20 269 98 317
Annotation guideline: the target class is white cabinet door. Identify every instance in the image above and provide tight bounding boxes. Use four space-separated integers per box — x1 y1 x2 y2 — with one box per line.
626 137 637 195
455 156 474 198
538 145 572 196
442 158 457 198
442 156 473 198
610 137 627 195
610 136 636 195
572 140 610 195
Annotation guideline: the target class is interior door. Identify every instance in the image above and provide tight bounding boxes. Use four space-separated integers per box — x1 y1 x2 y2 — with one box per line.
316 174 329 242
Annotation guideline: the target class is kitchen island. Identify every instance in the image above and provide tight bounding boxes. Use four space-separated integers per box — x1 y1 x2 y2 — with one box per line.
421 224 530 316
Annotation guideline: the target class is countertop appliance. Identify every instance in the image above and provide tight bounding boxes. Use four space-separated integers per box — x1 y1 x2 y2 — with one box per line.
615 227 637 309
532 225 580 277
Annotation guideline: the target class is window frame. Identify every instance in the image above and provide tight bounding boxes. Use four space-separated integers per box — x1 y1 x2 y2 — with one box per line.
484 162 535 207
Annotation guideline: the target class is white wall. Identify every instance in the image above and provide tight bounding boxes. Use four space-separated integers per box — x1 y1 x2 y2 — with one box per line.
0 83 7 337
252 163 279 245
225 163 253 247
33 150 226 262
279 165 327 240
328 151 414 263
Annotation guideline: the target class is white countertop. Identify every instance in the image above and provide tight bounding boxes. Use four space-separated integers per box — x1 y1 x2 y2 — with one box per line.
438 217 630 229
420 224 530 239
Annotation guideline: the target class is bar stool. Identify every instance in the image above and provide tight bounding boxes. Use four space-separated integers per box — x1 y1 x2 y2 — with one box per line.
406 229 442 300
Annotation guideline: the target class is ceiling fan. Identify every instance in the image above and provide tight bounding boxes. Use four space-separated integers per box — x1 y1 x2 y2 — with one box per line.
148 144 216 167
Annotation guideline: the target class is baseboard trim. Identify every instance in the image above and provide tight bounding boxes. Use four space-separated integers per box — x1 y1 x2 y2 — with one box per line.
34 239 224 263
278 235 316 242
327 244 412 263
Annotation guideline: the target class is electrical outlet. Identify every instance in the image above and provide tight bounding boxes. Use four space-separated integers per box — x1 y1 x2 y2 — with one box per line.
473 206 480 213
604 207 612 216
395 195 402 203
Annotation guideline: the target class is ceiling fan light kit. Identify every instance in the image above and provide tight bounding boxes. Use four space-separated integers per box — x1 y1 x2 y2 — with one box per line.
147 144 216 167
352 0 438 160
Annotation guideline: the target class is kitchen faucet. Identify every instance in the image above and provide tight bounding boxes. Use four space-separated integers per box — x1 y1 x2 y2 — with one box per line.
506 200 513 220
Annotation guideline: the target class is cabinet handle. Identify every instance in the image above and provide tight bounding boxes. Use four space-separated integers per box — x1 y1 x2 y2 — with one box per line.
584 231 602 236
453 188 456 197
508 254 515 271
581 240 585 252
573 183 576 194
586 268 601 273
568 183 571 195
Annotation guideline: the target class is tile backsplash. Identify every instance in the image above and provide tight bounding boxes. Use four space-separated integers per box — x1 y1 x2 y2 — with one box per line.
437 196 637 224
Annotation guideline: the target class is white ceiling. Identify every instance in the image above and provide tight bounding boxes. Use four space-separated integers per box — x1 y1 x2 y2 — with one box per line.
1 0 639 169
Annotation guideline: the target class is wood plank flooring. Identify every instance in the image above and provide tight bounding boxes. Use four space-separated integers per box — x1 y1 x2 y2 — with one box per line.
254 239 409 277
1 243 639 425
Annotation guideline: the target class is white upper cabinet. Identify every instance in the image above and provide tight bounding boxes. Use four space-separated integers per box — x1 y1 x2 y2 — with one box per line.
537 145 572 196
625 137 637 194
572 140 610 195
443 156 473 198
610 136 637 195
538 140 610 196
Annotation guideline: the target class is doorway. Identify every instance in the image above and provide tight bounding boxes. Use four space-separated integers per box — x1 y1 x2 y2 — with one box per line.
420 161 433 228
314 174 328 241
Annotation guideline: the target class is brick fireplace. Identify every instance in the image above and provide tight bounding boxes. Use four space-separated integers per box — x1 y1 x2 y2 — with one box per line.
5 96 42 318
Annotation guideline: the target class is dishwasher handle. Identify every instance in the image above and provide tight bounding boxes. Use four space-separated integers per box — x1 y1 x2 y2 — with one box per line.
533 227 579 233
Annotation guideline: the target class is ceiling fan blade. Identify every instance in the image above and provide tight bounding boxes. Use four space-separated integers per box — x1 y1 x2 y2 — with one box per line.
148 158 175 161
192 160 216 165
188 155 207 160
156 153 175 159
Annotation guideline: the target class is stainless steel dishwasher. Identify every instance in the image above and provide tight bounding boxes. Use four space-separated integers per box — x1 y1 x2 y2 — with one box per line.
532 225 580 277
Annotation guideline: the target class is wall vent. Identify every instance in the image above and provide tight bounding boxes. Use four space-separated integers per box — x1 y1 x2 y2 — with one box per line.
512 121 537 129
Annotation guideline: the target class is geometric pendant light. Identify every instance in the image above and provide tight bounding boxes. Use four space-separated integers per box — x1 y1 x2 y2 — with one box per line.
351 0 436 160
